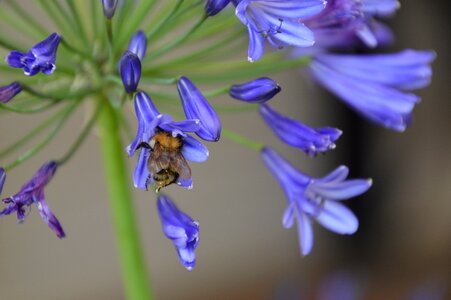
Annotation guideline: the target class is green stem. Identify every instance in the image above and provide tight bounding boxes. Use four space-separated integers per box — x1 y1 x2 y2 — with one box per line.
97 97 153 300
222 128 264 151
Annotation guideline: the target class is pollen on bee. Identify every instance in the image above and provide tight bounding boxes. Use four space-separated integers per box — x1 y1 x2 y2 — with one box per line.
153 131 182 149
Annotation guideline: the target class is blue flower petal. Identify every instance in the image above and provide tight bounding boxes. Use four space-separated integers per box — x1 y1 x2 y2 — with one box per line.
34 190 65 238
296 208 314 256
309 179 372 200
181 135 209 163
0 168 5 196
315 201 359 234
133 148 151 190
282 201 295 228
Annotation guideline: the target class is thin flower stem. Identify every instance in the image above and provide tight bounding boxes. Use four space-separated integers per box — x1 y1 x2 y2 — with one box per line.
204 86 231 98
21 84 98 101
0 100 61 114
145 0 184 41
97 96 153 300
3 101 79 171
222 128 264 152
148 14 208 60
57 101 102 166
4 0 48 37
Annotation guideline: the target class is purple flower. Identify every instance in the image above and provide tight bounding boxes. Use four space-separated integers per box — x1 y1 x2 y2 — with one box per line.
157 194 200 271
0 168 5 196
5 33 61 76
0 161 65 238
309 50 435 131
260 104 341 156
261 147 371 256
127 91 209 190
361 0 400 17
0 82 22 103
128 31 147 61
119 51 141 93
234 0 326 62
102 0 118 19
205 0 231 16
177 76 221 142
229 77 281 103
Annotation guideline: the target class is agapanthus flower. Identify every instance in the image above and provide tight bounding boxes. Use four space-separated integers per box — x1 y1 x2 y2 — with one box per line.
102 0 119 19
177 76 221 142
205 0 231 16
128 31 147 61
229 77 281 103
261 147 371 255
234 0 326 62
260 104 341 156
0 82 22 103
309 50 435 131
127 91 209 190
5 33 61 76
119 50 141 93
157 194 200 271
0 161 65 238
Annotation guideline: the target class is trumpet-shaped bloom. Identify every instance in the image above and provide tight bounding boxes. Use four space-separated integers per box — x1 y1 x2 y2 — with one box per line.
0 161 65 238
309 50 435 131
0 82 22 103
128 31 147 61
157 194 200 271
102 0 118 19
205 0 231 16
230 77 281 103
261 147 371 255
119 51 141 93
234 0 326 62
260 104 341 156
5 33 61 76
177 77 221 142
127 91 209 190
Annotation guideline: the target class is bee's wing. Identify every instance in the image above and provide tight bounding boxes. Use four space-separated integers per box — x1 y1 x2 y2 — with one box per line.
170 153 191 179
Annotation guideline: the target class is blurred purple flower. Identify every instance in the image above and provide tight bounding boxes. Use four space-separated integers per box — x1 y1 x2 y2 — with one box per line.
128 31 147 61
127 91 209 190
234 0 326 62
0 161 65 238
0 82 22 103
230 77 281 104
5 33 61 76
119 50 141 93
177 76 221 142
157 194 200 271
102 0 118 19
205 0 231 16
261 147 371 255
309 50 435 131
260 104 341 156
0 168 5 196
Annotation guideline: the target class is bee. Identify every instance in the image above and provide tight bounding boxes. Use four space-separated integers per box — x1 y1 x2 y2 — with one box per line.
137 130 191 192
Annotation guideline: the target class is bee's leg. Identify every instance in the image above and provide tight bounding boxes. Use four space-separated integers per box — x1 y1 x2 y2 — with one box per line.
137 142 152 150
145 174 152 191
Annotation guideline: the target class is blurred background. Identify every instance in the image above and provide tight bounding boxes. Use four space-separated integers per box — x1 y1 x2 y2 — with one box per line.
1 1 450 299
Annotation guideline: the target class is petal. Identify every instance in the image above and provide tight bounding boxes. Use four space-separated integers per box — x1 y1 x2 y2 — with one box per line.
282 201 295 228
133 148 151 190
34 191 65 238
5 51 26 69
257 0 326 19
315 201 358 234
128 30 147 61
296 209 314 256
0 168 5 196
181 135 209 163
309 179 372 200
176 177 193 190
319 166 349 183
205 0 231 16
119 51 141 93
247 24 265 62
177 247 196 271
229 77 281 103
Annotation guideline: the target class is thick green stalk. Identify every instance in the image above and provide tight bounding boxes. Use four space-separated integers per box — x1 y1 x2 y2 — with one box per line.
97 98 153 300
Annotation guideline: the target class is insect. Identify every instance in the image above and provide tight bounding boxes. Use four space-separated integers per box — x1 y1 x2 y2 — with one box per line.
137 130 191 192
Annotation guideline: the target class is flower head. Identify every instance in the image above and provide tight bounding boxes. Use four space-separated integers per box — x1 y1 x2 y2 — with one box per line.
128 31 147 61
119 51 141 93
205 0 231 16
5 33 61 76
157 194 200 271
0 161 65 238
229 77 281 103
234 0 326 62
177 76 221 142
309 50 435 131
261 147 371 255
0 82 22 103
102 0 119 19
128 91 209 190
260 104 341 156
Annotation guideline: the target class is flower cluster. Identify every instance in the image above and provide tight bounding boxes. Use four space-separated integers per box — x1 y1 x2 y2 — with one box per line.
0 0 435 281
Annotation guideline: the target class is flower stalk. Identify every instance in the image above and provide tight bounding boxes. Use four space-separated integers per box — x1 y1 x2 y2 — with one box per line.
97 96 153 300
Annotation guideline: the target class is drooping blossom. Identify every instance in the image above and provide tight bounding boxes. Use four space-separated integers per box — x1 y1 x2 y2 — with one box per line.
261 147 371 255
0 82 22 103
119 50 141 93
102 0 119 19
229 77 281 103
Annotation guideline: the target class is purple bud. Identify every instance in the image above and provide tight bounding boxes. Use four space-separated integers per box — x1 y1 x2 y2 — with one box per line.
128 31 147 61
102 0 118 19
119 51 141 93
205 0 231 16
157 194 200 271
0 168 5 196
0 82 22 103
230 77 281 104
177 76 221 142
